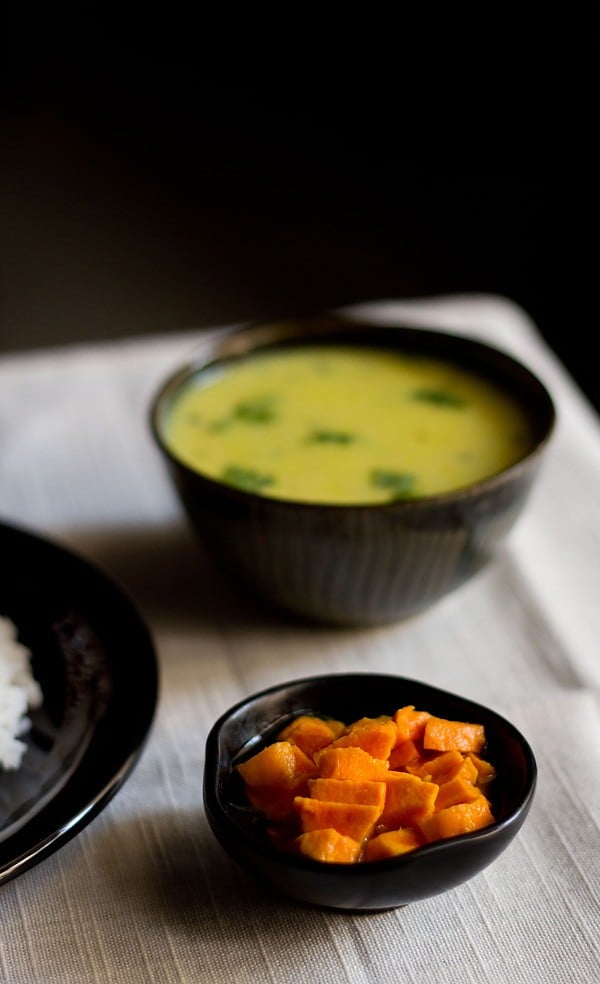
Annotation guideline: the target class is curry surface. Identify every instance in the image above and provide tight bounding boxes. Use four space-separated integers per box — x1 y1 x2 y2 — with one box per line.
163 345 534 503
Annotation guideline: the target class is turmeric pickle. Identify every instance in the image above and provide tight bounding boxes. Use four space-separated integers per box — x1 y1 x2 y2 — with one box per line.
235 707 496 863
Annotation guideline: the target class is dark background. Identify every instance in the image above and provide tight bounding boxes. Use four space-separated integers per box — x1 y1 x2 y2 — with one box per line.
2 24 598 412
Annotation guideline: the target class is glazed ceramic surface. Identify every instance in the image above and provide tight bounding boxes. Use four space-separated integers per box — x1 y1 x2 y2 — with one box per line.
0 522 158 885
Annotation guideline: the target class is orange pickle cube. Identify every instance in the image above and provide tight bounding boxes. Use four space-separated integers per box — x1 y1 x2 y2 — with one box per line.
236 740 316 789
308 778 387 810
434 774 481 812
453 755 479 784
388 739 420 770
276 715 346 757
294 796 383 843
363 828 422 861
314 745 389 781
330 716 398 760
393 706 431 743
419 795 494 842
379 772 439 829
295 829 362 863
407 749 464 784
423 717 486 754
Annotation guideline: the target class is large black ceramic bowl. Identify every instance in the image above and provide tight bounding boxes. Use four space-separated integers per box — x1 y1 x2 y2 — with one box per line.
150 314 555 625
203 673 537 912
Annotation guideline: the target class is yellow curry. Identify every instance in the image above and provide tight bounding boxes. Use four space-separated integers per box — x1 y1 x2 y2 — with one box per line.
163 345 533 504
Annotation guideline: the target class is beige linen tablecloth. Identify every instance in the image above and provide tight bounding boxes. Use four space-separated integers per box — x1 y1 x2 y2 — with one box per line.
0 296 598 983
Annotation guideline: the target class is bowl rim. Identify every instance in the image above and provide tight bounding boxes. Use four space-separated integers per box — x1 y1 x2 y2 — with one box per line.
149 316 556 513
203 671 538 875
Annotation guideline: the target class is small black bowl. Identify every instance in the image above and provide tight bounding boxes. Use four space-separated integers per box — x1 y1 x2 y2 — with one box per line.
151 315 555 625
203 673 537 912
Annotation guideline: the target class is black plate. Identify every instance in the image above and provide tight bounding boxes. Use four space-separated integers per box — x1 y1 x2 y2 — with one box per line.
0 521 158 885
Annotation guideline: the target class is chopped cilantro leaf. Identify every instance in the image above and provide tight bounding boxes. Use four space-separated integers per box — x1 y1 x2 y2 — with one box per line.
308 430 356 444
370 469 417 499
412 388 465 408
233 395 277 423
220 465 275 493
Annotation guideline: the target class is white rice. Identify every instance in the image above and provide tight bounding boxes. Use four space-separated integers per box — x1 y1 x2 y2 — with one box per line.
0 616 43 770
